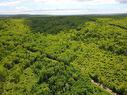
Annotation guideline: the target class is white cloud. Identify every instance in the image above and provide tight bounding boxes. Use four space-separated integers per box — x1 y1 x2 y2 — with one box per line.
1 7 127 15
91 0 118 4
0 0 126 14
117 0 127 3
0 1 21 6
0 10 25 14
33 0 118 4
0 0 121 7
16 6 29 10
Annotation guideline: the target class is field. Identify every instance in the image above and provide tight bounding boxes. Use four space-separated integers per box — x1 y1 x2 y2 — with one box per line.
0 15 127 95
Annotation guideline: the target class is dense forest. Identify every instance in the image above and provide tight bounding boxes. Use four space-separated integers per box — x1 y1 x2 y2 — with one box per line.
0 16 127 95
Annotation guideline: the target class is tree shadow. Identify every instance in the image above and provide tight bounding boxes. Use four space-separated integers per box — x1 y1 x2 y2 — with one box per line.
25 16 96 35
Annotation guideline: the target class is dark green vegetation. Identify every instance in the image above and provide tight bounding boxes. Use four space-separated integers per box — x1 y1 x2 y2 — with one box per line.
0 16 127 95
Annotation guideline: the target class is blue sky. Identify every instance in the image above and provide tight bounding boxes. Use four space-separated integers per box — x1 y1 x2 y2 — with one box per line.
0 0 127 15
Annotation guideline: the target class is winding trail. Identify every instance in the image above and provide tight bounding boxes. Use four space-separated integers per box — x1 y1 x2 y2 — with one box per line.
91 80 118 95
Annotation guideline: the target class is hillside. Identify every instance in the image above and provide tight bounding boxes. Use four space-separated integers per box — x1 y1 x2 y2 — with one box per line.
0 16 127 95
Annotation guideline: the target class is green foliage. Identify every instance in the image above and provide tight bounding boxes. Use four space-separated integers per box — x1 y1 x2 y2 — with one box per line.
0 16 127 95
27 16 92 34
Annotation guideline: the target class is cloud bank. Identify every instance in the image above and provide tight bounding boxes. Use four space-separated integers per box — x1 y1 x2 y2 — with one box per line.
0 0 127 14
117 0 127 3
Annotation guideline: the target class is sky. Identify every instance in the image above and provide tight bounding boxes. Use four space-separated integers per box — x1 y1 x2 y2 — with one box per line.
0 0 127 15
